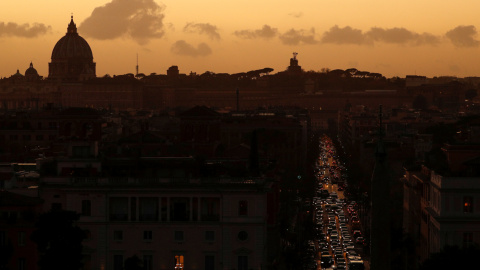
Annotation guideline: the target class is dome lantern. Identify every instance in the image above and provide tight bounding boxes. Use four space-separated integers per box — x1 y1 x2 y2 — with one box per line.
67 15 78 34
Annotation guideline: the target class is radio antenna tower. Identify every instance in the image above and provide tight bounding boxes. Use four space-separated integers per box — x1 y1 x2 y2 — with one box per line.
136 53 139 76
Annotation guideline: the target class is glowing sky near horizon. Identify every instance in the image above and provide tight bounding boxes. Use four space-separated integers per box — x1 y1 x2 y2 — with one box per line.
1 0 480 78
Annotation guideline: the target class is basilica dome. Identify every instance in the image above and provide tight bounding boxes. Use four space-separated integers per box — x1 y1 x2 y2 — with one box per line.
25 62 40 81
48 16 96 81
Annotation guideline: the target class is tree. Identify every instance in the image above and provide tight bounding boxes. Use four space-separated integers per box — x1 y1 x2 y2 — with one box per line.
31 210 87 270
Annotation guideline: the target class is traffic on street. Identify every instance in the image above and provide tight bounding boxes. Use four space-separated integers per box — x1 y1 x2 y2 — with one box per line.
302 135 367 270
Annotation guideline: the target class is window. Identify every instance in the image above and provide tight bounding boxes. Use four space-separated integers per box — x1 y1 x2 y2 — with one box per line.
464 196 473 213
72 146 91 158
18 258 25 270
0 231 5 246
84 230 92 240
205 231 215 242
174 255 184 270
113 231 123 241
143 255 153 270
238 200 248 216
51 203 62 211
205 255 214 270
140 197 158 221
18 232 26 246
463 232 473 248
109 197 128 221
131 197 137 221
22 135 31 141
113 255 123 270
35 135 44 141
143 231 153 241
238 231 248 241
238 256 248 270
174 231 184 242
82 200 91 216
201 198 220 221
170 197 189 221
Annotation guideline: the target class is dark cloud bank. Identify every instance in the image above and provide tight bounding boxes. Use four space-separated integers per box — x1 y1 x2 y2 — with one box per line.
0 22 51 38
170 40 212 57
233 25 278 39
235 24 480 47
79 0 166 45
183 23 220 40
445 25 480 47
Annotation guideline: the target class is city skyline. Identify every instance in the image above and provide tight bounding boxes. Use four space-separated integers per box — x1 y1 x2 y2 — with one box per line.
2 0 480 78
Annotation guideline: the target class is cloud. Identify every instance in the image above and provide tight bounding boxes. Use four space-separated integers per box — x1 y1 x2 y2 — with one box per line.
170 40 212 57
79 0 166 45
321 25 368 45
234 25 278 39
445 25 480 47
279 28 318 45
0 22 51 38
321 25 440 46
366 27 440 45
289 12 303 18
183 23 220 40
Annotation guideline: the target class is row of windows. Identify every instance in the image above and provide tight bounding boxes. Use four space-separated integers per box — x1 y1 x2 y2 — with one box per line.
112 254 248 270
80 198 250 220
111 230 249 242
0 121 57 130
0 231 26 247
0 134 56 141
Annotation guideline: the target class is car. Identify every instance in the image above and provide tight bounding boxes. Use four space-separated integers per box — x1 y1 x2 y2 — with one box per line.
355 237 366 245
320 245 330 253
353 230 362 239
347 249 358 256
330 240 340 248
351 216 360 224
330 234 339 243
320 254 333 268
343 236 352 243
345 245 355 253
334 251 344 261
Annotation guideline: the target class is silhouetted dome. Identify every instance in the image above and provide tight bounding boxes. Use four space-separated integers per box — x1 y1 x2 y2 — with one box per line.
48 16 96 81
51 17 93 61
12 69 24 78
25 62 40 81
25 62 38 77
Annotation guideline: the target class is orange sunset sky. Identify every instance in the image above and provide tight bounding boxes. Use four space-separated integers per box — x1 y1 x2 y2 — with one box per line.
1 0 480 78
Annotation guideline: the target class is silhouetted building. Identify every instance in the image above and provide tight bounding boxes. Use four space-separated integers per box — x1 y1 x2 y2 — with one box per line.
167 66 180 78
25 62 41 82
48 16 96 81
403 143 480 267
369 106 391 270
287 52 302 74
35 155 278 270
0 190 43 270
